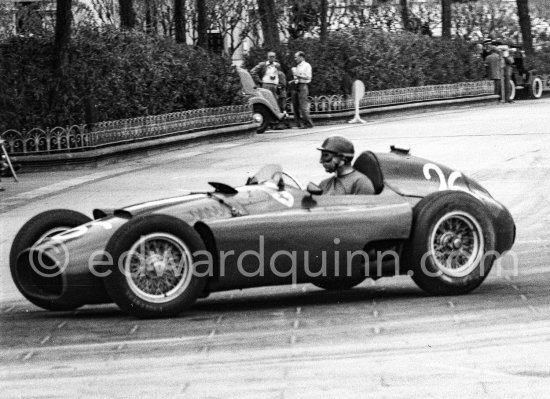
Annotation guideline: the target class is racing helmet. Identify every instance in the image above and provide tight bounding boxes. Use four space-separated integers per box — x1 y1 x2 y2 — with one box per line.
317 136 355 158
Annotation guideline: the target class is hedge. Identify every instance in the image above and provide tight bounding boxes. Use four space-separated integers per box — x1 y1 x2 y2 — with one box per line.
0 27 245 131
243 28 487 96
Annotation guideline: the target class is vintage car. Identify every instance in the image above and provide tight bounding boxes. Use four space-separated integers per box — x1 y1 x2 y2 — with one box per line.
10 146 515 318
500 45 544 100
237 67 287 133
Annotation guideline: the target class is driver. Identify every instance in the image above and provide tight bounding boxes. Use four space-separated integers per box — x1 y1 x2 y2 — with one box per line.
318 136 375 195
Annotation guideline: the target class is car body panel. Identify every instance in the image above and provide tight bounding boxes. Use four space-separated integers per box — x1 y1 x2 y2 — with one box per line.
376 152 470 197
206 186 412 290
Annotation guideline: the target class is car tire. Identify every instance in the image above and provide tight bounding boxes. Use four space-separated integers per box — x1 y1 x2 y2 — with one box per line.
9 209 91 311
253 104 271 134
103 214 208 318
528 76 543 99
404 191 496 296
312 276 366 291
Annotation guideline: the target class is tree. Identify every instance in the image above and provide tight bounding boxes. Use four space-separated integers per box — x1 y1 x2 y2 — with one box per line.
144 0 158 34
400 0 410 31
196 0 208 48
119 0 136 29
207 0 259 57
53 0 72 71
174 0 186 43
516 0 533 54
257 0 280 48
441 0 451 38
320 0 328 43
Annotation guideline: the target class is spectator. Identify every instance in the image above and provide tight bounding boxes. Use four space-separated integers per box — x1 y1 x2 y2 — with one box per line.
481 38 493 60
250 51 281 98
291 51 315 129
485 46 502 99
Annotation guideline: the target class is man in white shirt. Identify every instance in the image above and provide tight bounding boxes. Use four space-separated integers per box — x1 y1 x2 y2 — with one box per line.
250 51 281 98
290 51 315 129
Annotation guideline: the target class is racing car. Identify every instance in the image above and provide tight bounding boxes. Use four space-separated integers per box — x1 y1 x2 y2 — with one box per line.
10 146 515 318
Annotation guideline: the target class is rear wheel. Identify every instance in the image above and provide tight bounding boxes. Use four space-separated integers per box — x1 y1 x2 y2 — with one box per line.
253 104 271 134
404 191 496 296
103 214 208 318
528 76 543 99
9 209 91 311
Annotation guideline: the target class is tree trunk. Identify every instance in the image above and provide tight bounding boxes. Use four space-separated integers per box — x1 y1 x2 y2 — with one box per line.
196 0 208 49
516 0 533 54
320 0 328 43
257 0 280 48
53 0 72 71
174 0 186 43
400 0 409 31
119 0 136 30
441 0 451 38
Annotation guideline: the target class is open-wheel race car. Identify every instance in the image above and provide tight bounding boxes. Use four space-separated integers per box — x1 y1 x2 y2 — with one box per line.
10 146 516 318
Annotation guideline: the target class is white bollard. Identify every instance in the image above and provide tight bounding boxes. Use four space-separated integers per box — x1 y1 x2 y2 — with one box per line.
348 80 366 124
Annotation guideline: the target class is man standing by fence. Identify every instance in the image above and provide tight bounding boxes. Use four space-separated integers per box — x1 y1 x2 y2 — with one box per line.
485 46 502 101
250 51 281 98
291 51 315 129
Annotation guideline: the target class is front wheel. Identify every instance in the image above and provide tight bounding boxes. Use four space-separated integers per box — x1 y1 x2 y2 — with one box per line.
528 76 543 99
404 191 496 296
103 214 208 318
9 209 91 311
253 105 271 134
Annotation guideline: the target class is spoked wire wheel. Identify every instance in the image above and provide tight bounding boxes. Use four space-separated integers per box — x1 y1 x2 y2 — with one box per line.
405 191 497 296
125 233 193 304
430 211 483 278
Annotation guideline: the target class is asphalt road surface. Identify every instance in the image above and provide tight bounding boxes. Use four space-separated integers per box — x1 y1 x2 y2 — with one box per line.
1 99 550 398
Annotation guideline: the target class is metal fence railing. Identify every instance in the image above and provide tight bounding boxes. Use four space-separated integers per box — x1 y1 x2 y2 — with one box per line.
1 105 252 156
306 80 495 114
1 80 505 156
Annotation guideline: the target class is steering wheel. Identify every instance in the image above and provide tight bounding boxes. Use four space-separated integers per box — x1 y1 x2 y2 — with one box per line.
281 171 303 190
